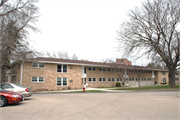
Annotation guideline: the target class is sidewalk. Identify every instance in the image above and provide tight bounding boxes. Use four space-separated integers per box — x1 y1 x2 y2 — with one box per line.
34 87 130 93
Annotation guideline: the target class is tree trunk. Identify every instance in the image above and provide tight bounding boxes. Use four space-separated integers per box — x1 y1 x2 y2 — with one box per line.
169 69 176 88
0 66 6 83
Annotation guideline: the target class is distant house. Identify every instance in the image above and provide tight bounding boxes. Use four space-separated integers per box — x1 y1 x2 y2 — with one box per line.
5 57 179 91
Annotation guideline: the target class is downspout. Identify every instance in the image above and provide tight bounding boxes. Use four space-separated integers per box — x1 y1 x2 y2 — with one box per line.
20 61 24 85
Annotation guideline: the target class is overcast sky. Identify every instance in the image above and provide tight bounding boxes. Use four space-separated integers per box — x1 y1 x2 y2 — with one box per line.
29 0 148 65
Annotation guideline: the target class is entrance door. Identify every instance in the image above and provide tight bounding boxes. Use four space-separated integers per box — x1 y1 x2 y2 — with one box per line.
84 78 86 87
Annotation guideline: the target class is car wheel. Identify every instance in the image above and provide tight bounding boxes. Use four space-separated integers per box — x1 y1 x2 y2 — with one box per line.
0 96 7 107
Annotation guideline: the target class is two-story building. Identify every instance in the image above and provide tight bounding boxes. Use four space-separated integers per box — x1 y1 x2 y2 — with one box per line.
5 57 179 91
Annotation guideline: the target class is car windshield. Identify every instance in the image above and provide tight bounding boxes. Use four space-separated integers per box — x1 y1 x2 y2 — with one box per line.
13 83 25 88
0 88 6 92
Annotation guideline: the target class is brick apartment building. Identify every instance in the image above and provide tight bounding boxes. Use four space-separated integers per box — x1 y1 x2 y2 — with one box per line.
6 57 179 91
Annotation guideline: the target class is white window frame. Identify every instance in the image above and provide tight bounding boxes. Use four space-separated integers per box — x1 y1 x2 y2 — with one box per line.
57 64 68 73
108 78 115 82
88 78 96 82
163 78 166 82
117 78 122 81
142 78 146 81
32 63 45 68
99 67 106 71
57 77 68 86
147 78 151 81
88 67 96 71
31 77 45 83
163 71 166 75
99 78 106 82
108 68 114 72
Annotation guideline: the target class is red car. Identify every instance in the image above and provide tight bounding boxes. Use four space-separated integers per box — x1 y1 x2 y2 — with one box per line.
0 88 24 107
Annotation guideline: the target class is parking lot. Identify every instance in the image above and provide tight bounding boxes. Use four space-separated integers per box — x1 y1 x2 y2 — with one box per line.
0 91 180 120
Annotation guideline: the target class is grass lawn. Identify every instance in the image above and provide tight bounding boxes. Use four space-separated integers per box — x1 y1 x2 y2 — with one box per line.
69 90 107 93
111 84 180 91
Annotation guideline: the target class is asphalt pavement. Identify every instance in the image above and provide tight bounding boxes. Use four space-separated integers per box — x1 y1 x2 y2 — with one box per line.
0 90 180 120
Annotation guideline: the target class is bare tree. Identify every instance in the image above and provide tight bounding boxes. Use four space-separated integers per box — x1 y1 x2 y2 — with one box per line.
46 51 78 60
117 0 180 88
0 0 40 83
100 58 115 63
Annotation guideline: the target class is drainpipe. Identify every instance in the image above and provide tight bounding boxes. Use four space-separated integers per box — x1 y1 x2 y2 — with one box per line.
20 61 24 85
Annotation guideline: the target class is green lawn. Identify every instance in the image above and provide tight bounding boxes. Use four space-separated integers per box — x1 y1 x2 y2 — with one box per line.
69 90 107 93
111 84 180 91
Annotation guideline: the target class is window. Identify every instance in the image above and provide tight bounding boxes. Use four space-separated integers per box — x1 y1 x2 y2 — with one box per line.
136 70 140 73
117 69 122 72
88 67 96 71
57 77 67 86
108 68 114 72
57 65 67 73
163 78 166 82
32 63 45 68
99 67 106 71
129 78 134 81
2 84 14 89
147 78 151 81
117 78 122 81
142 70 146 73
142 78 146 81
108 78 114 82
99 78 106 82
39 63 45 68
18 77 19 82
129 70 134 72
32 77 44 82
147 71 151 73
88 78 96 82
163 71 166 75
136 78 140 81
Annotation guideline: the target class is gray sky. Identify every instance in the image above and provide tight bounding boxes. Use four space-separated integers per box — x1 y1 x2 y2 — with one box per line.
29 0 148 65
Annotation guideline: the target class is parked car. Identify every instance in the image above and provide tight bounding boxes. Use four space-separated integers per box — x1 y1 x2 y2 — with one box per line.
0 83 32 97
0 88 24 107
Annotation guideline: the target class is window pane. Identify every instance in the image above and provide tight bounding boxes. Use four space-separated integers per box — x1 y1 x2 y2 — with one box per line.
39 63 44 68
63 65 67 72
108 78 111 81
2 84 14 89
103 68 106 71
88 78 92 82
88 67 92 71
57 65 61 72
57 77 61 86
93 67 96 71
99 68 102 71
63 77 67 86
32 77 37 82
112 78 114 81
108 68 111 71
99 78 102 81
117 78 119 81
32 63 38 67
39 77 44 82
103 78 106 81
93 78 96 81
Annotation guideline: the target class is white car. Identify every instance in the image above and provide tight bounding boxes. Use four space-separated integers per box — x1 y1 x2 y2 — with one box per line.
0 83 32 97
